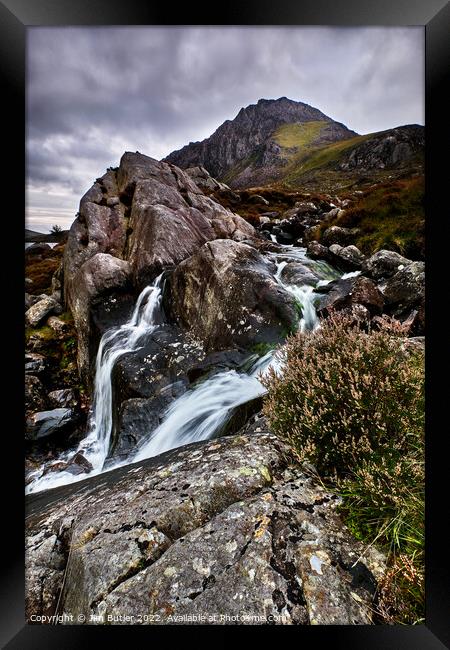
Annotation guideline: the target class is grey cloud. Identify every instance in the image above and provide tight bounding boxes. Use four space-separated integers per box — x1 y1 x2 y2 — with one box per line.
26 26 424 229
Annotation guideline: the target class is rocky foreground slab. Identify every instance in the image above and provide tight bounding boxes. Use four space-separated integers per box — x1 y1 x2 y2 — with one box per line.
26 428 385 625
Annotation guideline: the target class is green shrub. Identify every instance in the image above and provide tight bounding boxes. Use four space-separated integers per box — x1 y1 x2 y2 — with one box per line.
262 312 424 623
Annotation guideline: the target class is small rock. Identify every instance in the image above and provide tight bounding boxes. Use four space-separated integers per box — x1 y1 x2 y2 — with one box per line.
248 194 269 206
322 226 358 247
26 296 58 327
47 316 68 334
307 241 330 261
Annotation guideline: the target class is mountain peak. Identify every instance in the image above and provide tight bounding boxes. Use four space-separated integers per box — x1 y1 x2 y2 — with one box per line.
164 97 357 187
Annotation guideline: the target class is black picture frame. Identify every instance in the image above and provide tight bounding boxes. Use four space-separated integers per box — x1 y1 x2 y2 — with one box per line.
2 1 449 647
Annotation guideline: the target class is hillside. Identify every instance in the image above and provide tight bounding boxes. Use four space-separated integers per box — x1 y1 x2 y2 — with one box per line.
165 97 357 188
164 98 424 191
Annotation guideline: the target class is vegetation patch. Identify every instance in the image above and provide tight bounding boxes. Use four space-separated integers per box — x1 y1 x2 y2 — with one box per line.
25 244 64 295
314 175 425 259
272 120 328 155
262 313 424 624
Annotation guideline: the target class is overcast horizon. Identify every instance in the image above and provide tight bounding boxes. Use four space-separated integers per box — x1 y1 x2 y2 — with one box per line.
26 26 424 233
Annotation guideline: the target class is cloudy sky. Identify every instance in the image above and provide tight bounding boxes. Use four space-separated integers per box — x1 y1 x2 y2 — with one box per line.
26 26 424 232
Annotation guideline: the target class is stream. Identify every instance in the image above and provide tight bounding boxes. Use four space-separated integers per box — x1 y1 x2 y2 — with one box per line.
26 243 341 494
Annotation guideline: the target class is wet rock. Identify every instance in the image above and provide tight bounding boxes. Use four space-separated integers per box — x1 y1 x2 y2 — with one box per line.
113 325 203 402
280 263 320 287
186 349 250 383
168 239 298 351
111 390 180 461
26 408 75 441
317 276 384 317
322 226 358 247
276 230 294 244
48 389 78 409
306 241 330 261
25 432 384 625
69 253 132 381
25 352 46 375
26 296 59 327
362 249 412 280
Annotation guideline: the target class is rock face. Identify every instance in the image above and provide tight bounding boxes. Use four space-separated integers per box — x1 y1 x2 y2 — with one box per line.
69 253 132 380
63 152 258 381
26 431 384 625
338 125 424 172
164 97 357 188
168 239 298 351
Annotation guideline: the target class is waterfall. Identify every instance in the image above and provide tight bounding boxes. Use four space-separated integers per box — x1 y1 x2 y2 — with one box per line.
78 273 165 470
132 356 277 462
132 256 321 464
27 243 339 494
26 274 165 494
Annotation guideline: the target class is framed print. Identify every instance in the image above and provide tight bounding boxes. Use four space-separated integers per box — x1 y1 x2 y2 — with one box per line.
1 0 449 647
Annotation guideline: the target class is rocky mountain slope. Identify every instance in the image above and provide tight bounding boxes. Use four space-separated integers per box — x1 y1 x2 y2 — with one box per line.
165 97 357 188
164 98 424 190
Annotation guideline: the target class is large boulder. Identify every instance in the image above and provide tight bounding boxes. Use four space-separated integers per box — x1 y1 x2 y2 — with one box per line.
118 152 255 287
168 239 298 351
380 261 425 310
318 276 384 317
280 262 320 287
63 153 259 379
380 262 425 331
69 253 132 382
63 170 127 307
26 432 384 625
362 250 412 280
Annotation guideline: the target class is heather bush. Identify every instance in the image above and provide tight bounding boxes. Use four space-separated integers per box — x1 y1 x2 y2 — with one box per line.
262 312 424 623
262 313 423 477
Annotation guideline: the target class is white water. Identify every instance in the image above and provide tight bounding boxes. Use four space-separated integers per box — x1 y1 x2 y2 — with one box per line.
26 275 164 494
27 244 339 494
133 351 281 461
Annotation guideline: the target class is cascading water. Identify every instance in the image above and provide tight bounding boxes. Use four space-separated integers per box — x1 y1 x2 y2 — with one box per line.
133 352 279 461
27 243 342 494
26 274 165 494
